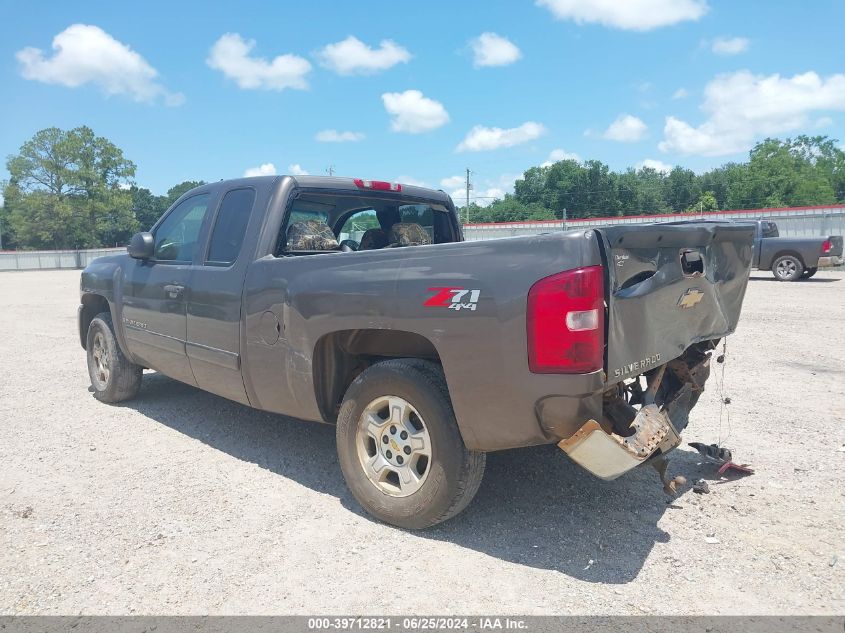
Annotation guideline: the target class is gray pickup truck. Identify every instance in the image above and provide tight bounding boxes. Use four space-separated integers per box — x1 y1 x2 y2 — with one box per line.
79 175 754 528
751 219 843 281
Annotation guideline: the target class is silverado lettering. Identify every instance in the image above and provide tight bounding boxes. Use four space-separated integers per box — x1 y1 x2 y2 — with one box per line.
612 354 662 379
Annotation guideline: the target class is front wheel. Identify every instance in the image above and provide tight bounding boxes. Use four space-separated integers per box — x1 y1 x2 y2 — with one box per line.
335 359 485 529
772 255 804 281
86 312 142 403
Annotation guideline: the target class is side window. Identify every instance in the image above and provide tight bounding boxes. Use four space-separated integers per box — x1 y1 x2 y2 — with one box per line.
398 204 437 243
276 198 334 254
338 209 379 242
762 222 779 238
154 193 211 262
206 188 256 266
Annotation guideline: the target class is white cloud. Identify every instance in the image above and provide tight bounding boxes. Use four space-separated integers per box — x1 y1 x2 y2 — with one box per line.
16 24 183 105
288 164 309 176
316 36 410 75
441 174 514 207
711 36 749 55
659 70 845 156
536 0 708 31
381 90 450 133
637 158 673 173
456 122 546 152
397 176 428 187
440 176 465 190
315 129 365 143
207 33 311 91
672 87 689 99
814 116 833 128
541 148 581 166
470 33 522 68
602 114 648 142
244 163 276 177
473 188 506 206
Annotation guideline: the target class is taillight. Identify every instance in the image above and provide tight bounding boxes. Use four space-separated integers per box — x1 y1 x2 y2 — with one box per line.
822 239 832 254
527 266 605 374
353 178 402 192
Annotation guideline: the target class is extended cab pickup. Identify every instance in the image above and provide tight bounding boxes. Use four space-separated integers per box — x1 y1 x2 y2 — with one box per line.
79 176 754 528
751 219 843 281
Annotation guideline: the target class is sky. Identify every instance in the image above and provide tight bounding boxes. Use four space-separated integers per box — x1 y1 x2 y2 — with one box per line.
2 0 845 205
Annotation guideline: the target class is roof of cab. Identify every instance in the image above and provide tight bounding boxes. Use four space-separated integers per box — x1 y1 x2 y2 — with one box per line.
179 175 453 205
289 175 452 203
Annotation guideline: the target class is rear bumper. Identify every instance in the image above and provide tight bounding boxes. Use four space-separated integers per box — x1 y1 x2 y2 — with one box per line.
818 255 843 268
556 344 713 481
558 405 680 480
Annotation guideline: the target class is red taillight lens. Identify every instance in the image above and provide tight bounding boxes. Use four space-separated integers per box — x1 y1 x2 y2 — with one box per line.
822 239 832 254
353 178 402 192
527 266 605 374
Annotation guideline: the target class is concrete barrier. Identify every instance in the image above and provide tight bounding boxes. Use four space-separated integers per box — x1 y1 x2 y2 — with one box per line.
0 248 124 271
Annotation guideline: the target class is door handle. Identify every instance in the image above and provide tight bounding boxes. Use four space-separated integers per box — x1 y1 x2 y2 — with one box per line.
164 284 185 299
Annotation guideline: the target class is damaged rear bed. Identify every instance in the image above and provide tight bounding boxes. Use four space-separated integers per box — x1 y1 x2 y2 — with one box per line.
558 222 754 486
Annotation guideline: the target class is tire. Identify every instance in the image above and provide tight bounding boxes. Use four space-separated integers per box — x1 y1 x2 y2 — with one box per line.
86 312 142 403
335 358 485 529
802 267 818 279
772 255 804 282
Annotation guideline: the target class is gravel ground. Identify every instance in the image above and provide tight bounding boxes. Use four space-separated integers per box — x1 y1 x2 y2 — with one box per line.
1 269 843 615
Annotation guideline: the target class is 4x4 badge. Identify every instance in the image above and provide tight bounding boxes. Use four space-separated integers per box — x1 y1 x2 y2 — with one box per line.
677 288 704 309
424 287 481 311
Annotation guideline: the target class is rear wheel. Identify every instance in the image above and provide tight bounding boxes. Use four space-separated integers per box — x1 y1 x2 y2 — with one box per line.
86 312 142 403
802 267 818 279
772 255 804 282
335 359 485 529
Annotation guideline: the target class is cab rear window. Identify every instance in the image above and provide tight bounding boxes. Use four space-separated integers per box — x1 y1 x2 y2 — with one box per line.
762 222 779 238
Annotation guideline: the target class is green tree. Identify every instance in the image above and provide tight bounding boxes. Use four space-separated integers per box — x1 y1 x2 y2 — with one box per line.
665 167 701 212
4 126 137 248
734 136 839 208
686 191 719 213
166 180 206 204
131 186 168 230
0 188 16 250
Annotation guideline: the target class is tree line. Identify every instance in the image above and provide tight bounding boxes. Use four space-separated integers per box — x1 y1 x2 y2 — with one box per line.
2 126 844 249
0 126 204 250
467 135 845 223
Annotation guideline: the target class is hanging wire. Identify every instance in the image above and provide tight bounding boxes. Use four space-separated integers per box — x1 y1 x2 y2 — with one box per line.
713 339 732 447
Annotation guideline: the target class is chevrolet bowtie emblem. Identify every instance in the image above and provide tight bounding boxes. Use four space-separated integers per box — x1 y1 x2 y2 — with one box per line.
678 288 704 309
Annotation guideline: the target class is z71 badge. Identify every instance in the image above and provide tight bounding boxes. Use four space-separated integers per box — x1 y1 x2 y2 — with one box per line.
424 287 481 311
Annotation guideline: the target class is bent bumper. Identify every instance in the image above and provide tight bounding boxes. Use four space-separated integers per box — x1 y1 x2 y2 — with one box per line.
557 344 713 481
818 255 843 268
557 404 681 480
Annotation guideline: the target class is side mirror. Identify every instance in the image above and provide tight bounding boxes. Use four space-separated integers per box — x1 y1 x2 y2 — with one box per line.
127 232 155 260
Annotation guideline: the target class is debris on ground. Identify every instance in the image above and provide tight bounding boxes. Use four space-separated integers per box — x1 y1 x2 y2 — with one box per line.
717 461 755 475
689 442 732 463
14 506 33 519
693 479 710 494
652 457 687 495
688 442 755 476
705 536 720 544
